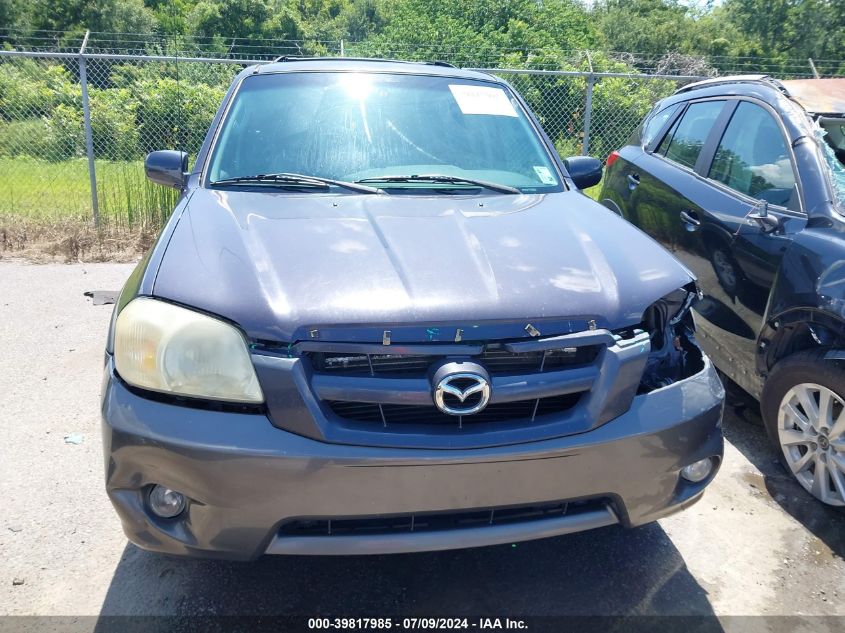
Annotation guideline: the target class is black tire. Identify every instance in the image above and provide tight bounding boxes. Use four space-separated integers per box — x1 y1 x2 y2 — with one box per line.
761 348 845 505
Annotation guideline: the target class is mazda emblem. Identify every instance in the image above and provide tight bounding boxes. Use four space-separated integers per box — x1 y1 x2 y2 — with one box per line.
433 371 491 416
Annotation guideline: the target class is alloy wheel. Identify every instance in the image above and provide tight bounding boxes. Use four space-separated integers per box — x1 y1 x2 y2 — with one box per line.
777 382 845 506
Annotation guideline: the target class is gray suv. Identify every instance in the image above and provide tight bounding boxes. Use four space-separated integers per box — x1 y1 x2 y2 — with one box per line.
101 59 724 560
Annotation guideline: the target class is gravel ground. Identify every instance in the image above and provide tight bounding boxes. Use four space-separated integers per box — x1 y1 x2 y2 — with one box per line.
1 260 843 626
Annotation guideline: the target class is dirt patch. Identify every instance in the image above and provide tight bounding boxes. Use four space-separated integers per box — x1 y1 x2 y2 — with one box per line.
0 217 158 262
742 470 770 498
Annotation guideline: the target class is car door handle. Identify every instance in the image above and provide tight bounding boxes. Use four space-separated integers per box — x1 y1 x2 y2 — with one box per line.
679 210 701 230
627 174 640 190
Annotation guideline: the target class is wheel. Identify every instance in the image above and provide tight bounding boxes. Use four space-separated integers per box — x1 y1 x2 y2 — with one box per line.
761 349 845 506
708 245 742 295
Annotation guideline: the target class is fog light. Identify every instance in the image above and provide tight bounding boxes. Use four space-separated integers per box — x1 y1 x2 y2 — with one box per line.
681 458 714 483
148 485 186 518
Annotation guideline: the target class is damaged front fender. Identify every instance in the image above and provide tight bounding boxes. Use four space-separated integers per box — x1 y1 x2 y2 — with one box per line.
759 223 845 372
640 284 707 392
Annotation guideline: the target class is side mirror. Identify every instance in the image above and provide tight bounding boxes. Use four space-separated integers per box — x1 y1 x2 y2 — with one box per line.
748 200 781 234
563 156 603 190
145 150 188 189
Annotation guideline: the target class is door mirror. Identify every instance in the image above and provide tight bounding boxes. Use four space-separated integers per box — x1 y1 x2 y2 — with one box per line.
145 150 188 189
748 200 782 234
563 156 603 190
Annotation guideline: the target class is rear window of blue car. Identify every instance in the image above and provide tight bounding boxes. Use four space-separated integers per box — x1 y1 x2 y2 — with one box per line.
657 100 725 169
642 103 681 148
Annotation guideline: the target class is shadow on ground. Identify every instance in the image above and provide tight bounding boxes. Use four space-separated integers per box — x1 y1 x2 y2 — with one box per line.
721 380 845 562
94 523 718 623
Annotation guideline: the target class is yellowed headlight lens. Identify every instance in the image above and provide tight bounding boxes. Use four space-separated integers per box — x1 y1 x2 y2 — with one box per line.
114 298 263 403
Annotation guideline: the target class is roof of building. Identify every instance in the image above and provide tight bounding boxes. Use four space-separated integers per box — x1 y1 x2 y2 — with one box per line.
781 78 845 115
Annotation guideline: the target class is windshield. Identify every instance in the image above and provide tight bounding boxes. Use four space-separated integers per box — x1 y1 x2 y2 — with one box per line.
819 118 845 207
206 71 561 193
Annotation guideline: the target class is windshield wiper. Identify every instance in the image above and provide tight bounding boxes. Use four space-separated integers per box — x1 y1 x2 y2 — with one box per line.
355 174 520 194
210 172 383 194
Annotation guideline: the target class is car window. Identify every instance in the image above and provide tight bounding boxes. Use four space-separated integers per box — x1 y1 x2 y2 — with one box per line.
818 118 845 208
655 115 680 155
642 103 680 147
206 72 561 192
658 100 724 169
709 102 798 210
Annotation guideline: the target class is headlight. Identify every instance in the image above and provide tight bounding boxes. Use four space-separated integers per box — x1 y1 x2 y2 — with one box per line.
640 284 703 392
642 285 697 348
114 298 263 403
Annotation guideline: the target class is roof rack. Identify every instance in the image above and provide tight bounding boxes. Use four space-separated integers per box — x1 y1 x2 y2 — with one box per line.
674 74 788 95
272 56 455 68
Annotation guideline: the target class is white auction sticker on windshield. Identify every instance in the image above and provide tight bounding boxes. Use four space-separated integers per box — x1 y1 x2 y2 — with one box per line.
533 166 556 184
449 84 518 117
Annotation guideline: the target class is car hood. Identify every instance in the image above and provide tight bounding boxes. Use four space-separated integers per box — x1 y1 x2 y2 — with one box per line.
153 188 694 343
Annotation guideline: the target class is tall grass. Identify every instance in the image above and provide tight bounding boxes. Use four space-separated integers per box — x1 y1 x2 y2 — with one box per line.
0 157 177 226
0 157 178 260
97 161 177 230
0 157 92 221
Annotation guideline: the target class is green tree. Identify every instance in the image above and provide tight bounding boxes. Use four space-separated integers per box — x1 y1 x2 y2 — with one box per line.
0 0 21 30
723 0 845 61
341 0 385 42
591 0 742 60
184 0 358 56
28 0 156 34
356 0 600 66
188 0 278 40
145 0 196 34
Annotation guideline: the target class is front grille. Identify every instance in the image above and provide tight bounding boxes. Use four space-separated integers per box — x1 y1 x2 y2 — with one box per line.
306 345 600 377
327 393 582 426
279 498 609 537
305 339 604 432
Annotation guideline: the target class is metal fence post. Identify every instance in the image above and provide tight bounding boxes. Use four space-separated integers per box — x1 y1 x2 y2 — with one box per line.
78 31 100 227
581 50 595 156
582 73 595 156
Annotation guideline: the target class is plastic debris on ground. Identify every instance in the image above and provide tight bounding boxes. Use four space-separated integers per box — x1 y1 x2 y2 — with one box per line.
63 433 84 445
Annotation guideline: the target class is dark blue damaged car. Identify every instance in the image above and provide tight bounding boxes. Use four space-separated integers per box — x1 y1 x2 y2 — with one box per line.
101 58 724 560
599 76 845 507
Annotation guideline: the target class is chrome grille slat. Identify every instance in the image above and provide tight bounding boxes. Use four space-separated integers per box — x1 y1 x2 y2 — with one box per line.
307 346 599 378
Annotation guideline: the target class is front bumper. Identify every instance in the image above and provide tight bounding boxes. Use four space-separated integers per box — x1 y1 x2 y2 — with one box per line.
101 357 724 560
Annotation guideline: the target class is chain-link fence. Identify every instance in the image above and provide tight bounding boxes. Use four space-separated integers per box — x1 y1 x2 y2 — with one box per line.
0 48 248 231
482 69 689 162
0 32 838 233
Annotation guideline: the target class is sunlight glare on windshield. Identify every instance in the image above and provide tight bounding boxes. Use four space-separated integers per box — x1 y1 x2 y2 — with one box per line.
339 72 373 101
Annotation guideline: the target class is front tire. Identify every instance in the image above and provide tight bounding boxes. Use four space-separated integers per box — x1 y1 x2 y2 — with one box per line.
761 349 845 507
